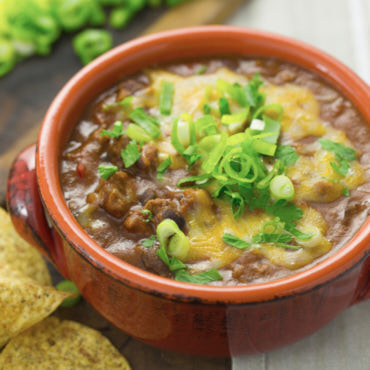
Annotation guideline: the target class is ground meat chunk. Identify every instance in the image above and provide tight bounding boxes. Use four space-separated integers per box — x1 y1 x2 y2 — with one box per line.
137 144 158 171
144 198 185 228
123 207 153 235
93 171 136 218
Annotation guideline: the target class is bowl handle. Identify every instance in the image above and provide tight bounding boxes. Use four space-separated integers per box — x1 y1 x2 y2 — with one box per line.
7 144 70 278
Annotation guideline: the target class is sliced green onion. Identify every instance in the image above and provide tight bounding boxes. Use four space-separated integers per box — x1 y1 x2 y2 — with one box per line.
98 165 118 180
171 117 186 153
56 280 81 308
177 173 213 188
195 115 218 136
259 115 281 144
252 104 284 121
129 108 161 138
203 104 211 114
109 6 133 29
156 219 189 260
100 121 124 138
198 135 221 152
221 109 249 125
201 132 227 174
269 175 295 201
216 79 248 107
72 29 113 65
157 156 172 179
342 187 350 197
126 123 151 143
252 139 277 156
159 80 174 115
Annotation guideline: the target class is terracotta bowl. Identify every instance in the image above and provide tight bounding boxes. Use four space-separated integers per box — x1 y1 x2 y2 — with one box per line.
7 26 370 357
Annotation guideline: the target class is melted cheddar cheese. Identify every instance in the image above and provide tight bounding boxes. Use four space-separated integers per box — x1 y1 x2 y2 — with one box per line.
128 68 365 272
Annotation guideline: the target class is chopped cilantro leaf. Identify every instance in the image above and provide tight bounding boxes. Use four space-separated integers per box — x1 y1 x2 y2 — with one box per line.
266 200 303 223
142 235 156 247
275 145 299 166
318 139 356 161
243 73 264 107
219 97 231 115
222 233 250 249
342 187 350 197
203 104 211 114
330 159 350 176
103 96 132 111
196 65 207 75
182 145 202 168
252 233 292 244
141 209 153 223
98 165 118 180
157 156 172 179
174 268 223 284
284 223 313 240
100 121 124 138
120 140 141 168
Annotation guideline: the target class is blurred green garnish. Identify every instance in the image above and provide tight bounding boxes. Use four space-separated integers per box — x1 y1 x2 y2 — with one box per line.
0 0 192 76
56 279 82 308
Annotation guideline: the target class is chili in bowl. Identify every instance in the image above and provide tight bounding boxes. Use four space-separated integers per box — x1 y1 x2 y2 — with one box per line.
7 26 370 356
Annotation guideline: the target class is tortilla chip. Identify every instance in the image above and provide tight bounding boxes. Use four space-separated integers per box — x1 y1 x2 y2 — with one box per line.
0 274 70 347
0 208 51 285
0 317 131 369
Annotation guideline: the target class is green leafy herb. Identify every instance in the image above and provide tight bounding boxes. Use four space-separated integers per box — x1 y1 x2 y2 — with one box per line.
318 139 356 161
103 96 132 111
330 159 350 176
159 80 174 115
129 108 161 138
196 65 207 75
252 232 292 244
275 145 299 166
284 223 313 240
157 156 172 179
243 73 264 108
100 121 123 138
203 104 211 114
342 187 350 197
222 233 250 249
266 200 303 223
141 209 153 223
219 97 230 115
120 140 141 168
142 235 156 247
174 268 223 284
98 165 118 180
182 145 202 168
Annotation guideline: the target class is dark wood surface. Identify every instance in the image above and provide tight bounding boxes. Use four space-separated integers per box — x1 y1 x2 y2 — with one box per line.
0 5 235 369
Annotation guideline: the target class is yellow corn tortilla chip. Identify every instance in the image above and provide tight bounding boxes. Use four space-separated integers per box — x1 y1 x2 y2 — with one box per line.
0 274 70 347
0 317 131 369
0 208 51 285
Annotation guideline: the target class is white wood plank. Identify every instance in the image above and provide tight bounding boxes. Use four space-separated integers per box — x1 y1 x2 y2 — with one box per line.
227 0 356 73
228 1 370 369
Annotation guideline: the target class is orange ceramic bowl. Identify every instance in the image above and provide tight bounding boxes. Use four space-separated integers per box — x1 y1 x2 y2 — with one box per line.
7 26 370 357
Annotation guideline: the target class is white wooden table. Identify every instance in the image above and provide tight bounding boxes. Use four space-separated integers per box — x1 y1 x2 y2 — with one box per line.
227 0 370 369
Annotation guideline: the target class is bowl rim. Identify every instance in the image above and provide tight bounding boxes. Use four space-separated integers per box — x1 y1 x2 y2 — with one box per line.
37 25 370 304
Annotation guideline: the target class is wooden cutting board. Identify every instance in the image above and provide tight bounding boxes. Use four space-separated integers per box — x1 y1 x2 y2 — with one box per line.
0 0 245 207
